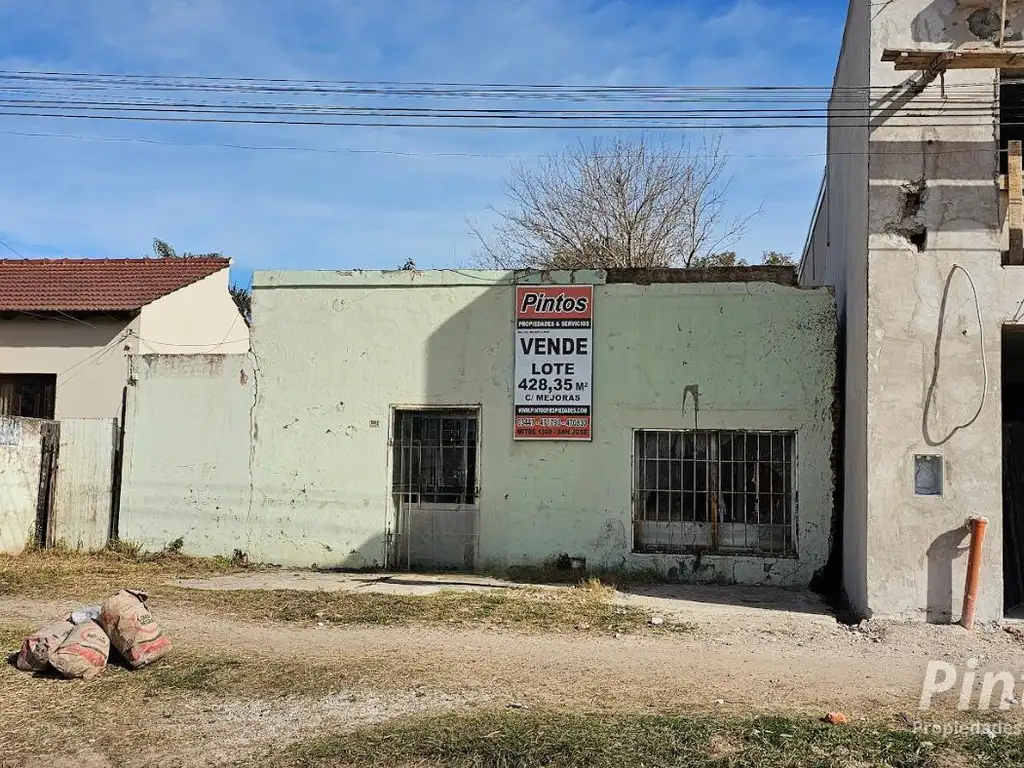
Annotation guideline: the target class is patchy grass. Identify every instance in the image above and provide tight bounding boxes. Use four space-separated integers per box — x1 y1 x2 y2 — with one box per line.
2 631 366 701
0 546 253 601
0 639 396 764
1 551 682 634
180 584 672 634
260 709 1024 768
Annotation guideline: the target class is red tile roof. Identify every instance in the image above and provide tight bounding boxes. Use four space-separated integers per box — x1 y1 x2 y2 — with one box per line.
0 257 231 312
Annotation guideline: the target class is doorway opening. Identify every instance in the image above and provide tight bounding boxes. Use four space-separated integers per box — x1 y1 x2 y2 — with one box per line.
1002 327 1024 619
390 408 480 571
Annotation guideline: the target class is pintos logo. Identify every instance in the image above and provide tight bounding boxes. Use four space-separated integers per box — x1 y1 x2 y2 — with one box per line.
518 290 590 315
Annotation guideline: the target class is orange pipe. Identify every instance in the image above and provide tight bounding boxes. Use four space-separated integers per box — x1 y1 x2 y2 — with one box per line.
960 516 989 631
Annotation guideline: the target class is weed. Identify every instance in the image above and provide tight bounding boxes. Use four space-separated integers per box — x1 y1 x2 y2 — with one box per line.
502 562 663 591
105 539 143 561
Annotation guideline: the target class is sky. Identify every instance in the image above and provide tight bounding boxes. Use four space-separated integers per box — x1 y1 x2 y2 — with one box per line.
0 0 850 286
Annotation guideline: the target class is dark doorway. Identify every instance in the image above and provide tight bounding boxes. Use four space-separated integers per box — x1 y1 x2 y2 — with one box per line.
1002 328 1024 618
0 374 56 419
1000 79 1024 176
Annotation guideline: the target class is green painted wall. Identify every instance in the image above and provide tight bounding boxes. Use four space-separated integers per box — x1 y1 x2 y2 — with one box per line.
241 270 836 584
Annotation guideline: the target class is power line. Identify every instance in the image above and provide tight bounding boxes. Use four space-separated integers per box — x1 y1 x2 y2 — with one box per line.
0 109 1017 131
0 68 1002 132
0 237 25 257
0 69 996 94
2 127 1019 159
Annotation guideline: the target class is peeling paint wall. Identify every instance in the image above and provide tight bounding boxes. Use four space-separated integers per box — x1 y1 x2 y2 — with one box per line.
243 270 836 584
0 416 42 554
119 354 253 555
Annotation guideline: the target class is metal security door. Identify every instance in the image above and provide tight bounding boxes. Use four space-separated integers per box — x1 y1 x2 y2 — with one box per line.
391 409 479 571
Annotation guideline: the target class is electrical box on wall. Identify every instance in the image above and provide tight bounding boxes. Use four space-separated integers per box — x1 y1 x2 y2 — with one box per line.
914 455 943 497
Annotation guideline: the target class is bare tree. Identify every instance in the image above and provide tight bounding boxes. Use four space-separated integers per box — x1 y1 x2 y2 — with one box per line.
472 133 758 269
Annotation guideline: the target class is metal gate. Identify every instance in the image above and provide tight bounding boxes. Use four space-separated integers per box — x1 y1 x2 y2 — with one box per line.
390 408 479 571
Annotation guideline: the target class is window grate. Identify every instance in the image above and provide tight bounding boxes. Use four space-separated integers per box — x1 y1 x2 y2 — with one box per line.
632 429 795 557
392 410 478 506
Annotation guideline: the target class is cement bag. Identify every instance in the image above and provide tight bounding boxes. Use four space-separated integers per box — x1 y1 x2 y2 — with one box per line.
15 615 75 672
50 620 110 680
99 589 171 668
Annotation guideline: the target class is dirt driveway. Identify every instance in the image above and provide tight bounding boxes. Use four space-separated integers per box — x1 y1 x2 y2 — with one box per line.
3 573 1023 766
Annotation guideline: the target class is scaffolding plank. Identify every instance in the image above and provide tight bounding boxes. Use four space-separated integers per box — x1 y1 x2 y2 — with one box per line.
956 0 1019 7
883 47 1024 71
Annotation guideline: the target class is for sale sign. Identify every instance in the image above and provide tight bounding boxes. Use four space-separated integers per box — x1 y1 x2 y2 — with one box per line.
514 285 593 441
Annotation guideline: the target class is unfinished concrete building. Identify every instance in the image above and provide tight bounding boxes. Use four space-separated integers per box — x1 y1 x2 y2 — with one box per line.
801 0 1024 624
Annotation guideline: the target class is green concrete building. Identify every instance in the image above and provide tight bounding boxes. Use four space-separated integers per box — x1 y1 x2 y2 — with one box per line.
121 267 837 586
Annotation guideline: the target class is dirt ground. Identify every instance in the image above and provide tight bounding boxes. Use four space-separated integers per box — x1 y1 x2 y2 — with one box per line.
3 574 1024 766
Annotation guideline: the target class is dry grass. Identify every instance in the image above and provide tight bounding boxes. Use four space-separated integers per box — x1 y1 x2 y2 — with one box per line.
0 633 456 765
0 545 250 602
179 584 663 633
0 549 681 634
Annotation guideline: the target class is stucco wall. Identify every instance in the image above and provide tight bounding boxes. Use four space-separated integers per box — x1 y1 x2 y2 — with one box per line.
0 416 43 554
238 270 836 582
864 0 1008 622
835 0 873 620
137 269 250 355
119 354 253 555
0 315 137 419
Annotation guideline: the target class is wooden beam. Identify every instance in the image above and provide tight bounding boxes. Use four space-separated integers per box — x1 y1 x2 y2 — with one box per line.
882 47 1024 71
1009 140 1024 265
956 0 1019 7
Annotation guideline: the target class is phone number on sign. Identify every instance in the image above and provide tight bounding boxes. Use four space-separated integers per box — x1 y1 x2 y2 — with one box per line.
516 417 589 428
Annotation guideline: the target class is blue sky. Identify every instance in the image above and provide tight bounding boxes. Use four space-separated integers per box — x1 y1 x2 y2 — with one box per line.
0 0 849 286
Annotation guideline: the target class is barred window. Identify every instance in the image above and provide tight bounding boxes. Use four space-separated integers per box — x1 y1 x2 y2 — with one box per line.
632 430 796 557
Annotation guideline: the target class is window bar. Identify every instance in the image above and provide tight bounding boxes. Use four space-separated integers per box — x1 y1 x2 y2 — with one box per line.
403 418 412 569
658 431 663 525
755 431 761 551
461 417 469 506
709 431 718 551
768 433 774 555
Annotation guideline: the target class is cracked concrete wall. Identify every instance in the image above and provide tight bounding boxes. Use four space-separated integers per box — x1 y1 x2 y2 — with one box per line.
245 270 836 584
864 0 1009 622
119 354 254 556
